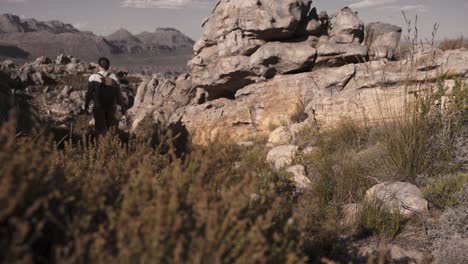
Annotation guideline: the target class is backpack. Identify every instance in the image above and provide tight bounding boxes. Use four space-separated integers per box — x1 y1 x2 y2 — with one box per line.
95 73 116 109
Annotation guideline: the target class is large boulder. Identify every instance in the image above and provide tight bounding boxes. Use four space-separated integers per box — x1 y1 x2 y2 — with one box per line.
366 22 402 60
189 0 314 99
249 41 317 77
365 182 429 217
330 7 365 44
128 74 194 130
316 37 368 66
199 0 312 43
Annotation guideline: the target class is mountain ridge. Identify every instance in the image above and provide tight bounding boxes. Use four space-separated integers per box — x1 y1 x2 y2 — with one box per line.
0 13 194 73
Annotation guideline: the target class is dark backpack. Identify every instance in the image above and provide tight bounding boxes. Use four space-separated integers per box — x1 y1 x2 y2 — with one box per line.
95 73 116 109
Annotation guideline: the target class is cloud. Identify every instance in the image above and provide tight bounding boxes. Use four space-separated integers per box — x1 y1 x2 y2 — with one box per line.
349 0 397 9
401 5 428 13
121 0 213 9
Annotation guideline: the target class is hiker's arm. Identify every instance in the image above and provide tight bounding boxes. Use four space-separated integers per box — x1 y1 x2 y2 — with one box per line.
85 82 94 111
85 74 99 111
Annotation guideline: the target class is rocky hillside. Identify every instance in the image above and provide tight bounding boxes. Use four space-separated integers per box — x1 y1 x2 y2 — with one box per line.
0 14 194 73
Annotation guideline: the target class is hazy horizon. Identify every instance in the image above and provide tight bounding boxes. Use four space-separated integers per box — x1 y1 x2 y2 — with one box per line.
1 0 467 41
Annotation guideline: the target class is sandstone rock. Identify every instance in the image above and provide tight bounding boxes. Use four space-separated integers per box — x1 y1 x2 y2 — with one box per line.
286 164 311 189
128 74 194 130
366 22 402 60
297 8 329 37
179 65 355 144
249 41 317 77
267 126 292 146
365 182 429 217
201 0 312 43
330 7 364 44
266 145 298 169
181 65 356 144
189 0 313 99
316 40 368 66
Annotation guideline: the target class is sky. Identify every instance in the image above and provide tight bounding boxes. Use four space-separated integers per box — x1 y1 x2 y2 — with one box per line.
0 0 467 41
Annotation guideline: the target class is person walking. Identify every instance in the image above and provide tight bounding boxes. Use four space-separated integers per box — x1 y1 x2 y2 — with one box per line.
85 57 126 135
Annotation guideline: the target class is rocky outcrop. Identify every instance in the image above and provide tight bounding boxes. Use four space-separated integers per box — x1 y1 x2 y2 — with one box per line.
173 47 468 144
366 22 402 60
189 0 323 99
127 74 193 130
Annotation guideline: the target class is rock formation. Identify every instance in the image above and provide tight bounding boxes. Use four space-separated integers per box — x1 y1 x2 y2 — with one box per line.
121 1 468 145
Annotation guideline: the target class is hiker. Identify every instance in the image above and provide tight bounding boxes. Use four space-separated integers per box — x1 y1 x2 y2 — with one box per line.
85 57 126 134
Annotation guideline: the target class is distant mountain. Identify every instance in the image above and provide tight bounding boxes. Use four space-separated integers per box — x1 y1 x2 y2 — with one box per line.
0 14 195 73
0 14 79 34
104 27 194 56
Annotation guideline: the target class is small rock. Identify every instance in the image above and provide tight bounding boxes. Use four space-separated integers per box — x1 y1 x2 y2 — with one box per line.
266 145 299 169
286 165 311 189
302 146 320 156
237 141 255 147
365 182 429 217
61 86 71 96
267 126 292 147
56 54 71 65
69 91 83 101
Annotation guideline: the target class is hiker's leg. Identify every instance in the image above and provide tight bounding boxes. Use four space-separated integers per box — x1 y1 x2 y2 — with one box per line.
105 107 117 129
93 108 108 135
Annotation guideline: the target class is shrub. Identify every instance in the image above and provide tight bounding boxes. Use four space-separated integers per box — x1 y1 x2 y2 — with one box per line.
357 201 404 239
423 173 468 209
0 120 307 263
439 36 468 51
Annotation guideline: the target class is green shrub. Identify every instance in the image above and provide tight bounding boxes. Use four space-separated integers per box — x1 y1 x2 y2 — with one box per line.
439 36 468 51
423 173 468 209
358 201 404 239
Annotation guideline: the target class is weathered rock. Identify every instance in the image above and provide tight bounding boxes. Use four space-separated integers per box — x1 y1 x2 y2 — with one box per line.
316 39 368 66
249 41 317 77
365 182 429 217
190 0 314 99
266 145 298 169
286 164 311 189
128 74 194 130
366 22 402 60
267 126 292 146
200 0 312 43
330 7 364 44
297 8 329 37
180 65 356 144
